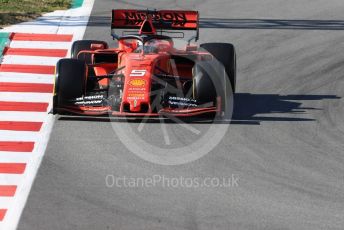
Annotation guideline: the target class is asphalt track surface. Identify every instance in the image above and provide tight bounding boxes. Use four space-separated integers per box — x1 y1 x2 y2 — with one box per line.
18 0 344 229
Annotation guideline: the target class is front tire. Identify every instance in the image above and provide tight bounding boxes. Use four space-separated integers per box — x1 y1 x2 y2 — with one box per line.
200 43 236 93
53 59 86 114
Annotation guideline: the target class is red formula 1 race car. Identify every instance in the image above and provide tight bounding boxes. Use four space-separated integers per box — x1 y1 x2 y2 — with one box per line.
52 9 236 118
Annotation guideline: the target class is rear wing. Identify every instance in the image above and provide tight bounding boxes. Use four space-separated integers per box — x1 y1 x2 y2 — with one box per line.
111 9 199 41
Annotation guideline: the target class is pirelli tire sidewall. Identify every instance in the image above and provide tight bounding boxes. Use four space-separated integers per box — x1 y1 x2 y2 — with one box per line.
54 59 87 113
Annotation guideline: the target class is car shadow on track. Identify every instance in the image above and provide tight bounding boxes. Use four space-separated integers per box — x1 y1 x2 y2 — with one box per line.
57 93 340 125
232 93 340 124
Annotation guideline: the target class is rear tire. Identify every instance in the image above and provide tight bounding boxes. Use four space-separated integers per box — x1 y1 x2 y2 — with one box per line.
53 59 86 114
71 40 108 63
200 43 236 93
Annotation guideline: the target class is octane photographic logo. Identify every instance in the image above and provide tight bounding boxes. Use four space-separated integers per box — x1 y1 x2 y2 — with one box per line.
110 40 234 165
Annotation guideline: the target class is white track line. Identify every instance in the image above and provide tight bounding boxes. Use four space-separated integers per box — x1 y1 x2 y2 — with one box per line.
0 154 30 164
9 41 71 49
0 93 52 103
0 199 13 209
0 112 49 122
0 131 40 142
0 175 22 185
0 73 54 84
2 56 60 66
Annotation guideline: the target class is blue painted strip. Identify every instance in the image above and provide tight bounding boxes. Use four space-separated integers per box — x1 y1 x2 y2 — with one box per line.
0 32 10 59
72 0 84 8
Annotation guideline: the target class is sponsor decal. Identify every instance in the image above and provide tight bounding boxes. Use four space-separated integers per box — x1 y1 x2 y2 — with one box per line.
75 100 103 105
128 93 145 97
168 96 197 107
128 87 145 91
168 96 196 102
129 79 146 87
130 69 146 77
124 12 187 26
127 92 145 100
74 95 104 105
128 97 144 100
75 95 104 101
127 97 144 100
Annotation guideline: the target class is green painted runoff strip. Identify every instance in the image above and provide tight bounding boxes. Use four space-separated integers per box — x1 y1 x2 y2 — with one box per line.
72 0 84 8
0 32 10 59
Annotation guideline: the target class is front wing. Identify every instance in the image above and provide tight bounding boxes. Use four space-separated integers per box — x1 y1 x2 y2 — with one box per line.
54 105 219 117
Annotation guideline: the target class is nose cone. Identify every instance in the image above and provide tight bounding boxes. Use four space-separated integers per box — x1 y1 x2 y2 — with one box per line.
125 77 149 112
121 56 156 113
